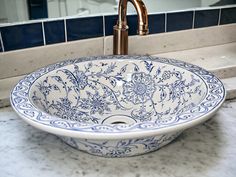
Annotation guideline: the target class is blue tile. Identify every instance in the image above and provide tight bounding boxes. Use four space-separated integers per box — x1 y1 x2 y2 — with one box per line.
105 15 137 36
106 14 145 36
167 11 194 32
128 14 166 35
0 23 44 51
220 7 236 25
128 14 165 35
66 16 103 41
105 15 138 36
105 15 118 36
148 13 165 34
127 15 138 36
194 9 220 28
44 20 65 45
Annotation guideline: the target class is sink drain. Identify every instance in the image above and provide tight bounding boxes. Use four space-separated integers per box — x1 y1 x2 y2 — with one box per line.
102 115 136 125
111 121 127 124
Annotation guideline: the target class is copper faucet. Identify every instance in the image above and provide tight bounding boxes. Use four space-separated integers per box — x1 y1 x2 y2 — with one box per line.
113 0 149 55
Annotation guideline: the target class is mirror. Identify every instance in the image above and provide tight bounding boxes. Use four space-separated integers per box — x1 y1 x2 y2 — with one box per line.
0 0 235 24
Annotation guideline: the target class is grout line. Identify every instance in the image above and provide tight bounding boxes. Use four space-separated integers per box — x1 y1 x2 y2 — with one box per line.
102 15 106 55
218 8 222 25
64 19 68 42
42 22 46 45
192 10 196 29
164 13 167 32
103 37 106 55
103 15 106 37
0 31 5 52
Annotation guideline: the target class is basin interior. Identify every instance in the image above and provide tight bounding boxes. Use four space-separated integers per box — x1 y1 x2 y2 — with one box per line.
30 59 207 125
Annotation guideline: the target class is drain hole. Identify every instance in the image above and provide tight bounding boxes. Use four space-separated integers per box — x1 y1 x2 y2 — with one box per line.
111 121 127 124
102 115 137 125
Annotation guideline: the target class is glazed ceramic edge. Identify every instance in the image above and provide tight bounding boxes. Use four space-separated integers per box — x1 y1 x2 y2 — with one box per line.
10 55 226 140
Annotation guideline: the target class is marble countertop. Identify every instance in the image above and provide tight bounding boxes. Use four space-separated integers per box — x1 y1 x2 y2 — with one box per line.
1 100 236 177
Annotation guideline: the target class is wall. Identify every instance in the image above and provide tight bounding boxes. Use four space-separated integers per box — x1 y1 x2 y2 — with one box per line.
143 0 201 13
48 0 203 17
0 0 7 23
47 0 117 18
0 0 28 23
201 0 220 6
0 0 235 23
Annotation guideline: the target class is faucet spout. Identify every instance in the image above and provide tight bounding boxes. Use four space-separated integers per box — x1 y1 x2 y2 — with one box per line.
113 0 149 55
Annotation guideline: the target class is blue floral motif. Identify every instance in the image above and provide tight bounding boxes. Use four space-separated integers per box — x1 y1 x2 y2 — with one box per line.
57 68 88 93
170 80 186 100
61 132 181 157
74 70 88 90
131 107 153 121
123 72 156 104
51 98 99 123
36 82 52 96
162 71 171 80
54 104 85 121
79 92 111 115
106 147 132 157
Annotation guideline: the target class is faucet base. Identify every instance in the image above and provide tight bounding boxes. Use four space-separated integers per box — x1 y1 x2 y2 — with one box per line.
113 25 128 55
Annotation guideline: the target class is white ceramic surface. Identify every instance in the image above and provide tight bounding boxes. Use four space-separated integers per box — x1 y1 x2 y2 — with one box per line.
10 55 226 157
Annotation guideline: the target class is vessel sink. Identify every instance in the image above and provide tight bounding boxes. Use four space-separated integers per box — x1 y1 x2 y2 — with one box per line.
11 55 226 157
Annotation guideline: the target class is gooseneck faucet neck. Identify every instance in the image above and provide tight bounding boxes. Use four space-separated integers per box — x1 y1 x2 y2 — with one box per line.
113 0 149 55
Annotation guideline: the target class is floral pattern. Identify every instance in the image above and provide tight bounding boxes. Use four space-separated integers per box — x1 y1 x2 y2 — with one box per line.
74 70 88 90
12 55 225 130
123 72 156 104
79 92 111 115
11 55 225 157
61 131 181 157
30 58 205 124
51 98 97 123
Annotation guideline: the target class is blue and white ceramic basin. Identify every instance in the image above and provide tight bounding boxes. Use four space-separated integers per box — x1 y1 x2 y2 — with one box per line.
11 55 226 157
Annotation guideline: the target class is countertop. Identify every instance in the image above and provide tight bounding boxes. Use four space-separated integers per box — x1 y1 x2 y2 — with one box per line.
1 100 236 177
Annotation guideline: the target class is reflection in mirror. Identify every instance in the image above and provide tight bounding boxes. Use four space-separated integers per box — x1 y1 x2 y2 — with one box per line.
0 0 235 24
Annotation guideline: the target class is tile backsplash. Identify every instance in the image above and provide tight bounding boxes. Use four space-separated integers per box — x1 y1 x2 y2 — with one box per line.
167 11 194 32
66 16 104 41
1 23 44 51
194 9 220 28
148 14 165 34
44 20 65 45
0 6 235 52
220 7 236 24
